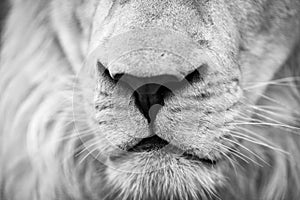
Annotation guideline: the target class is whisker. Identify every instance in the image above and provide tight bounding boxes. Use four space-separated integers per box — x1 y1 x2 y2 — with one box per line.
244 77 300 87
235 113 300 138
222 137 269 166
49 127 99 145
243 92 290 110
221 151 239 176
230 129 281 149
244 106 297 126
232 132 286 153
217 143 262 166
230 121 300 131
78 144 100 165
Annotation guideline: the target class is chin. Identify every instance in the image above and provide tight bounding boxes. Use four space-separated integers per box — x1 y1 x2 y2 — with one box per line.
99 148 224 200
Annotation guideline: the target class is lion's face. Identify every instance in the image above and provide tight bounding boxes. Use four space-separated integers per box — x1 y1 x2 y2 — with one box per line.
49 0 300 199
2 0 299 200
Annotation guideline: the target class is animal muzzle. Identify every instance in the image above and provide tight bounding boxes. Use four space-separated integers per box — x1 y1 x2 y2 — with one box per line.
90 28 216 123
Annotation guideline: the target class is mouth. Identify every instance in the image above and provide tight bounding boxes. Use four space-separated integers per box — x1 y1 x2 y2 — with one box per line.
127 135 217 166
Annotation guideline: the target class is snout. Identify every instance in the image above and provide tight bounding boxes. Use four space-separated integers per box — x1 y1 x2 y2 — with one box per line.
89 28 242 165
90 28 241 128
92 28 215 124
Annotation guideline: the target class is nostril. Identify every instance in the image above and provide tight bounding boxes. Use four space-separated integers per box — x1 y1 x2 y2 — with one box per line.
111 73 124 82
185 69 201 84
185 65 207 84
134 84 172 123
97 61 125 83
97 65 178 122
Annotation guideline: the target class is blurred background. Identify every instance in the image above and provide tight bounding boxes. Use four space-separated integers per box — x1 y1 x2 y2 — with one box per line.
0 0 9 39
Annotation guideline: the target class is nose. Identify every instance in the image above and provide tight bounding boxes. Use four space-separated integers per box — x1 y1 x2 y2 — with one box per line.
95 28 207 81
117 74 175 123
95 28 207 122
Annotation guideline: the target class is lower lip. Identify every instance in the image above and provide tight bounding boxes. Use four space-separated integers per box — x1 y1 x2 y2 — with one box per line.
182 152 217 165
126 141 217 166
108 148 217 167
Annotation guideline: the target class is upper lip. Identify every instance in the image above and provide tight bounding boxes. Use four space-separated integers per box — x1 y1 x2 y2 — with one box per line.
127 135 169 152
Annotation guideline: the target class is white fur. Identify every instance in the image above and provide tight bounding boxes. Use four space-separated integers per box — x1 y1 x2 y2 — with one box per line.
0 0 300 200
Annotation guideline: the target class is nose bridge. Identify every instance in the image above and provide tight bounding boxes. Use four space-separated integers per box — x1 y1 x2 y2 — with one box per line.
116 0 194 28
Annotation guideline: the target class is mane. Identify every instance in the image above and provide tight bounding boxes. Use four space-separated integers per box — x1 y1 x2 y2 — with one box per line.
0 0 300 200
0 1 94 199
0 0 9 39
221 42 300 199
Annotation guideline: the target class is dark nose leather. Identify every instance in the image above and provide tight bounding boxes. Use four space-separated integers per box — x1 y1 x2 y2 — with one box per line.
134 83 165 122
116 74 176 123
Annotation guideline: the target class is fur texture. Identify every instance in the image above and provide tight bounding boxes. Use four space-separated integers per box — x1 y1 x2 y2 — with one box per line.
0 0 300 200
